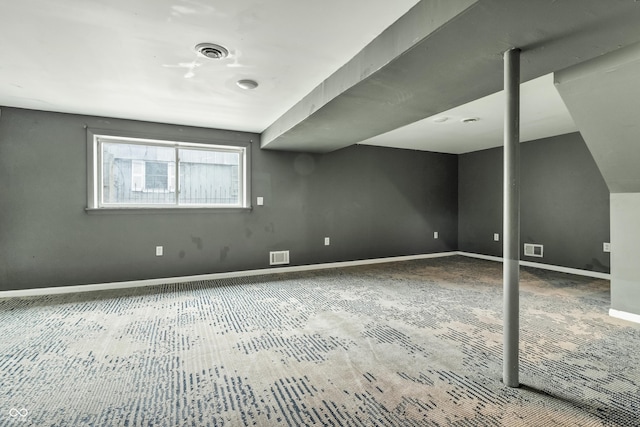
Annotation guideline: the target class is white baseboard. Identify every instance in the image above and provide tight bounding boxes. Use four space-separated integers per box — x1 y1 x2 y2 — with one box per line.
609 309 640 325
0 251 611 298
0 251 459 298
456 251 611 280
456 252 503 263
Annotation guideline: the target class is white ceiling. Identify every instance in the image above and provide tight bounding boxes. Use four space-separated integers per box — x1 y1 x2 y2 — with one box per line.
2 1 633 155
0 0 419 133
360 73 578 154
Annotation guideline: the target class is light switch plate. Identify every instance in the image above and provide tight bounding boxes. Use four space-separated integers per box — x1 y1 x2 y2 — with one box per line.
256 197 264 206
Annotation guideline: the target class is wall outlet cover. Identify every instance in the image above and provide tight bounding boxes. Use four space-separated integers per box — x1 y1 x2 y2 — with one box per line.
494 233 500 241
434 231 438 239
603 242 611 253
324 237 330 246
156 246 163 256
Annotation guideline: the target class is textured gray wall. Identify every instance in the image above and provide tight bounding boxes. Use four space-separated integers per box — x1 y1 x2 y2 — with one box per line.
458 132 610 273
0 107 458 290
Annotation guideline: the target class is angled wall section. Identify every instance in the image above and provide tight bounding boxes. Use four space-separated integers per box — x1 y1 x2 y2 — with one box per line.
555 42 640 193
556 43 640 317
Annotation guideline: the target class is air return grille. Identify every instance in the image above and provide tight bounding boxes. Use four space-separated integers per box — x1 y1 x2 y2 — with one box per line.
195 43 229 59
269 251 290 265
524 243 543 258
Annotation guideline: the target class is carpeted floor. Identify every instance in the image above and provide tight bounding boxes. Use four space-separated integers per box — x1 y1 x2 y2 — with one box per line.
1 256 639 426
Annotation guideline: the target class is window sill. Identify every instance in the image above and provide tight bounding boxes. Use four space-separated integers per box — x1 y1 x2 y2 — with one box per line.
85 206 253 215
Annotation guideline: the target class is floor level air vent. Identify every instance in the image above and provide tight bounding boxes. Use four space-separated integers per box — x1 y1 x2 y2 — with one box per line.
269 250 290 265
524 243 543 258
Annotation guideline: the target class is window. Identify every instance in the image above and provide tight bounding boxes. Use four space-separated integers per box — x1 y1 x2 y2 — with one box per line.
88 132 249 209
142 161 170 191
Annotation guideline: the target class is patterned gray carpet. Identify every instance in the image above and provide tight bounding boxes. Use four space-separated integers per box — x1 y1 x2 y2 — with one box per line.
1 256 639 426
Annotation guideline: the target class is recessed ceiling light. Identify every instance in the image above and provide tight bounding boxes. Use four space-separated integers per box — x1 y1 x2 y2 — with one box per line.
461 117 480 124
236 79 259 90
433 117 448 123
195 43 229 60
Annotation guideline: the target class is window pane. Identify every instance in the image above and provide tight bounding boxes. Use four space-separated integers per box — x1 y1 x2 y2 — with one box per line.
145 161 168 190
179 148 240 205
101 142 176 205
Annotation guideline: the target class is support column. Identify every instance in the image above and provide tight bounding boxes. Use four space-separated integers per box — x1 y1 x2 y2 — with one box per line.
503 48 521 388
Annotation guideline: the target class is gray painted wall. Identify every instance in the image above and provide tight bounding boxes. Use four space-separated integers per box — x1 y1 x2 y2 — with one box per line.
610 193 640 315
0 107 458 290
458 132 610 273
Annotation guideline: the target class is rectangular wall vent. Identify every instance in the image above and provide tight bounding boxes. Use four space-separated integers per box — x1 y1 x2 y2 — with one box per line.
269 250 290 265
524 243 543 258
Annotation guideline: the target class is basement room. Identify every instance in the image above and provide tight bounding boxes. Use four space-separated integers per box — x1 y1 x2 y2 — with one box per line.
1 1 639 425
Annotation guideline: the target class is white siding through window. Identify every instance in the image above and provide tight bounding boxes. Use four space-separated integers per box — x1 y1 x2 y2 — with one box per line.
131 160 145 192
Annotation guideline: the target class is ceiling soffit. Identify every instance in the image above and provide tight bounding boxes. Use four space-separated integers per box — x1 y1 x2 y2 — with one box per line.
262 0 640 153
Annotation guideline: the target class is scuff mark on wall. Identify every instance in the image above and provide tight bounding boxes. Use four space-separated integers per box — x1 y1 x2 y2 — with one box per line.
191 236 203 250
220 246 230 262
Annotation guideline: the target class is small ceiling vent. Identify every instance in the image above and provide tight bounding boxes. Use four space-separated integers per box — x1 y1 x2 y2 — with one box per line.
195 43 229 60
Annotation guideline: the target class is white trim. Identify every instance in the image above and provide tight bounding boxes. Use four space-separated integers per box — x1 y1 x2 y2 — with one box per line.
457 252 503 263
1 251 611 299
0 252 458 298
519 260 610 280
609 308 640 325
456 251 611 280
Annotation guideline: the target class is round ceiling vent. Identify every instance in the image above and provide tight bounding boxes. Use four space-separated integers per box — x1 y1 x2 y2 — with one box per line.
236 79 259 90
195 43 229 60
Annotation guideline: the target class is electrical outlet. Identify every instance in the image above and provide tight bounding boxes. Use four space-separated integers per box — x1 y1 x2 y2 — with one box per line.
603 242 611 253
433 231 438 239
256 196 264 206
156 246 163 256
324 237 330 246
494 233 500 241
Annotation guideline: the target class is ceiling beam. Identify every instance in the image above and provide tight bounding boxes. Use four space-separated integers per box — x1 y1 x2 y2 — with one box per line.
261 0 478 152
261 0 640 153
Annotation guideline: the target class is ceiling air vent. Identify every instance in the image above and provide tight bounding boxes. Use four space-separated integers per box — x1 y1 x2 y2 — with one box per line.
195 43 229 60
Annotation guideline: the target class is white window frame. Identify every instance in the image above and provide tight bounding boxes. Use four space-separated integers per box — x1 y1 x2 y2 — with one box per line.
87 130 250 210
